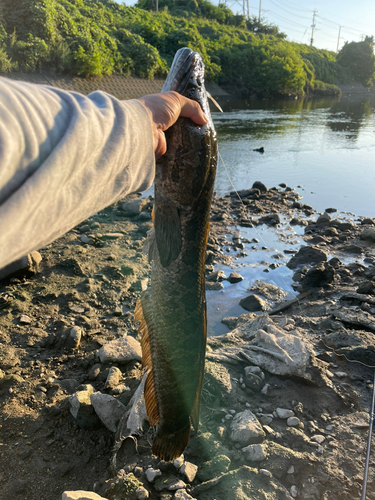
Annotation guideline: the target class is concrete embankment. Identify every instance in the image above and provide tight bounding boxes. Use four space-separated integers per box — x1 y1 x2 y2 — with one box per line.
2 71 229 99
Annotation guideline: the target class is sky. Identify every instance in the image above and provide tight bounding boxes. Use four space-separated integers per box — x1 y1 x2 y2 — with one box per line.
118 0 375 53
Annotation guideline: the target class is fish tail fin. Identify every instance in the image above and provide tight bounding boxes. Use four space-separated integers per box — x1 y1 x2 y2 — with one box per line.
152 420 191 462
134 297 159 427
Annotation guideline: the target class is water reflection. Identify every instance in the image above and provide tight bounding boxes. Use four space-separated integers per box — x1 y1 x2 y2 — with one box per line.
326 97 375 141
212 94 375 216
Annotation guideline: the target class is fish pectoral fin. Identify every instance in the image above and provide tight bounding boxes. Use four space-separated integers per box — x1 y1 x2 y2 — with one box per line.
155 204 182 268
134 297 160 427
152 420 191 462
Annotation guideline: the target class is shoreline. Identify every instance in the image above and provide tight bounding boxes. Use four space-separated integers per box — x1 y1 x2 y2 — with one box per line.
2 71 374 100
1 182 374 499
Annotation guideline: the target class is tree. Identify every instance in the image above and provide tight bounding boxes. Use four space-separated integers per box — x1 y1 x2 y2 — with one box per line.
337 36 375 87
246 15 286 39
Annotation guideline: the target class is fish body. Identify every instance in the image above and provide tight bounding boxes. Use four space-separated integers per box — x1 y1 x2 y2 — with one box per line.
135 47 217 461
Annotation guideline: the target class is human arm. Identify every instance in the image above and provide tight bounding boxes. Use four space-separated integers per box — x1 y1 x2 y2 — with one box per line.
0 79 208 270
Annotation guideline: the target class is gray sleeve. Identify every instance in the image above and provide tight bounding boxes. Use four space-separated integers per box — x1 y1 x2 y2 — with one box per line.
0 77 155 269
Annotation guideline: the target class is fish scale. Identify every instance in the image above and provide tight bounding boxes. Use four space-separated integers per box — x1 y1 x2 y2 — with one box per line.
135 47 217 461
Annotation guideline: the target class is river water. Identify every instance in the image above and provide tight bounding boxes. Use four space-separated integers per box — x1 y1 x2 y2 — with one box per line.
206 94 375 335
212 95 375 217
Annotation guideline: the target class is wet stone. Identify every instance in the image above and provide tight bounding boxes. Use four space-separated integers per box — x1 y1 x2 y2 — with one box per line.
205 282 224 291
239 294 265 312
227 272 244 284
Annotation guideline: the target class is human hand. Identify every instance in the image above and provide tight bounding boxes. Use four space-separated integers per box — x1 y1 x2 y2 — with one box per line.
138 91 208 159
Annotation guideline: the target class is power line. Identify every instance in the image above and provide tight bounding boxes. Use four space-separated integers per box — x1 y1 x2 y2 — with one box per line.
267 10 309 28
271 0 312 13
268 0 311 20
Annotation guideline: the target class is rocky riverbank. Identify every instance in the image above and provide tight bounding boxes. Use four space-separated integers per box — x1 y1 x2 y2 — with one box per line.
0 183 375 500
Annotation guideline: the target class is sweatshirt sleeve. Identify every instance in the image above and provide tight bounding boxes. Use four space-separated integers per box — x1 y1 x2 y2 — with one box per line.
0 77 155 269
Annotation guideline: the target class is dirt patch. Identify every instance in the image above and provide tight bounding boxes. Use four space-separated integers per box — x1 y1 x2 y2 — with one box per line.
1 185 375 500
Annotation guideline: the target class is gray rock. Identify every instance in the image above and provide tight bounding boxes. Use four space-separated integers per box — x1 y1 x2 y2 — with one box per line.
145 468 162 483
300 262 335 289
360 228 375 243
242 443 267 462
316 212 331 226
205 281 224 291
287 246 328 269
122 198 148 215
244 366 265 391
88 364 101 381
173 455 184 469
99 336 142 364
135 486 149 499
239 294 265 312
356 281 375 295
252 181 268 192
180 462 198 482
361 218 375 225
62 492 106 500
207 270 226 282
0 251 42 280
230 410 265 445
276 408 294 419
67 326 82 349
104 366 122 389
287 417 300 427
227 272 244 284
340 244 364 254
70 386 101 429
19 315 32 325
58 379 80 394
310 434 325 444
259 214 280 226
80 234 93 244
90 392 126 432
328 257 341 269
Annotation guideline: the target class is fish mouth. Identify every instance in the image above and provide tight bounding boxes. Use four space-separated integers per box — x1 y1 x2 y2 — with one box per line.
161 47 205 102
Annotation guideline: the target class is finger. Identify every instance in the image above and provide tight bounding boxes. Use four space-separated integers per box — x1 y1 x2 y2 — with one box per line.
178 95 208 126
155 129 167 159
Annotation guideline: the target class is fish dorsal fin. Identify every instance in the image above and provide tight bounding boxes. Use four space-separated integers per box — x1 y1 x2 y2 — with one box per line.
134 297 159 427
154 202 182 268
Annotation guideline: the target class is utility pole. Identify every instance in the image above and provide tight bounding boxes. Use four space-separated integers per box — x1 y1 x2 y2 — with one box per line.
246 0 250 19
258 0 261 22
155 0 158 13
360 34 365 41
336 26 343 53
310 9 317 46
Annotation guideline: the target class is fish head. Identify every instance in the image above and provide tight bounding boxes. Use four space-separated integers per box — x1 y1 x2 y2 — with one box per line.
156 47 217 210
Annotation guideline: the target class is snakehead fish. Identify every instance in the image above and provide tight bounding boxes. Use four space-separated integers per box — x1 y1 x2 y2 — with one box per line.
134 47 218 461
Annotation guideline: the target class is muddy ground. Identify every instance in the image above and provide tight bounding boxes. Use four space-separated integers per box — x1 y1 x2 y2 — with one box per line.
0 183 374 500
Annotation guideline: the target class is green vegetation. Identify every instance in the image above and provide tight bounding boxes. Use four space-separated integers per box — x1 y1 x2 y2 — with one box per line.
0 0 373 97
337 36 375 87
